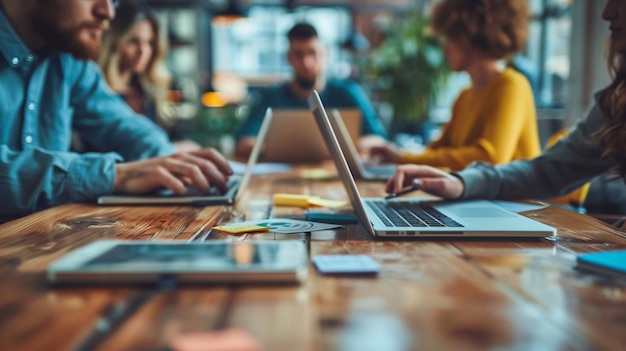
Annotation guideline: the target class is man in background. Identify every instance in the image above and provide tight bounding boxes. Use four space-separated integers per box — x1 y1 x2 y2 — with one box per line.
235 22 388 158
0 0 232 222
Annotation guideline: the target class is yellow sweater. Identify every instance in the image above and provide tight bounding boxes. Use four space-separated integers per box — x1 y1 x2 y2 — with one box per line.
401 68 541 171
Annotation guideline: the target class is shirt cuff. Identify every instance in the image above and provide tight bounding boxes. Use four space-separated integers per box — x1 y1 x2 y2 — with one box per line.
67 152 122 203
453 162 500 200
400 152 419 163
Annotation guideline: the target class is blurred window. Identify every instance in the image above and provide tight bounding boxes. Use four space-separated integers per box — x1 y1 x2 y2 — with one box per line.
212 6 353 79
527 0 572 108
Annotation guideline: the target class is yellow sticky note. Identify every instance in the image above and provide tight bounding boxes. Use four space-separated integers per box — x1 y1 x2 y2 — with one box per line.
307 197 348 208
298 168 337 180
212 223 270 234
273 193 317 207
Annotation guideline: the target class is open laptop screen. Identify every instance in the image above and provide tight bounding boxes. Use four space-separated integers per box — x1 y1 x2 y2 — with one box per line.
263 108 361 163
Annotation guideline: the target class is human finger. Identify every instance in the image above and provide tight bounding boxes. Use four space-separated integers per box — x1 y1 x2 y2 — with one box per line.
415 176 463 199
397 166 464 199
162 157 211 194
384 166 406 193
175 153 228 193
369 146 391 161
153 165 189 195
385 165 443 193
118 164 187 195
190 148 233 176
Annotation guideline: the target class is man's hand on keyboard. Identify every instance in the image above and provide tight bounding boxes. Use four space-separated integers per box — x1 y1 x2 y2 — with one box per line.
114 148 233 196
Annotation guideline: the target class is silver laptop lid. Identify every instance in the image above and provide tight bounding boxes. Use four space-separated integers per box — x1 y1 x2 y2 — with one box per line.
328 109 369 179
308 91 377 236
329 109 394 180
235 107 273 202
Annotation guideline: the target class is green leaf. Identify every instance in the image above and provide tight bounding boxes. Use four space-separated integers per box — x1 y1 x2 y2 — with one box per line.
365 10 449 123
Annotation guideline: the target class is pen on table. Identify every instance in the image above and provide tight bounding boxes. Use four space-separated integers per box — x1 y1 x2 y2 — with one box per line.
385 179 421 200
75 291 155 351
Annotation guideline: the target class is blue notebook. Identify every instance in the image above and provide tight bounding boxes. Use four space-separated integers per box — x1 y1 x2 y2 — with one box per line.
576 250 626 279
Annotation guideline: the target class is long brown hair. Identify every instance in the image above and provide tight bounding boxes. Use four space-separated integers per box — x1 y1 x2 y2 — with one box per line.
598 44 626 180
97 0 170 120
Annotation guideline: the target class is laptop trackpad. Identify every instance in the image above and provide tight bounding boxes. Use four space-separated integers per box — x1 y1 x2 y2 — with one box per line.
449 207 516 218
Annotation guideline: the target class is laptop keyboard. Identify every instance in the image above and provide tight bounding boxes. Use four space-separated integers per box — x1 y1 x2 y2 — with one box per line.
207 176 240 196
368 201 463 227
200 176 241 196
153 176 241 197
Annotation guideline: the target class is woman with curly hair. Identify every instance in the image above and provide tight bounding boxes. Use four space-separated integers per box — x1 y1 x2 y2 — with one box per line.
370 0 540 171
386 1 626 224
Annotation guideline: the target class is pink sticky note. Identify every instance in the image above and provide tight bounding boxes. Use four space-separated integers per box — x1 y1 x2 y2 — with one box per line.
169 328 261 351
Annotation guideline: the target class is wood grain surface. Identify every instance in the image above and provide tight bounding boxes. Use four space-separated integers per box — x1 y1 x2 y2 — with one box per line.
1 169 625 351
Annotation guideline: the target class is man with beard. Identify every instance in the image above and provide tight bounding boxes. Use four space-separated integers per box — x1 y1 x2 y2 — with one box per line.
234 22 388 159
0 0 233 222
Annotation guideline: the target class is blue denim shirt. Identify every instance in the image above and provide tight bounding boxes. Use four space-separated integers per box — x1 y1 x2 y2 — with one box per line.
235 80 388 140
0 9 175 222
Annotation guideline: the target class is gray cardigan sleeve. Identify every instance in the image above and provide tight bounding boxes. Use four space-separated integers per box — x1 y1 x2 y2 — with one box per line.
456 101 616 200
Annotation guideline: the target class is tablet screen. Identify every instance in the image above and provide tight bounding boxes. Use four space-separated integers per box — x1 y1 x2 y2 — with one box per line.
80 242 296 272
48 241 307 285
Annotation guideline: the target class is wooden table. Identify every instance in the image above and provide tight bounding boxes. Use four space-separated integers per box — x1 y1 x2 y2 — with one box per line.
1 168 626 351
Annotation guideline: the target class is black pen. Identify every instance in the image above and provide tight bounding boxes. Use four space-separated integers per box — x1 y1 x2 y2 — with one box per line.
74 291 156 351
385 179 421 200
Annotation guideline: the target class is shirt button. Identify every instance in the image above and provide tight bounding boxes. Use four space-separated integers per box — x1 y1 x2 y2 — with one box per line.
11 57 19 65
25 135 33 144
27 102 36 111
26 55 34 62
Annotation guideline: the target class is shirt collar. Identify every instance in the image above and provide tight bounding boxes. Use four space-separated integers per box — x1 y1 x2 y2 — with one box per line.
0 7 37 68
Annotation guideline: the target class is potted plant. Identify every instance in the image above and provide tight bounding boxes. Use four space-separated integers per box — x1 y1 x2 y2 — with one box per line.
366 10 449 141
175 103 242 155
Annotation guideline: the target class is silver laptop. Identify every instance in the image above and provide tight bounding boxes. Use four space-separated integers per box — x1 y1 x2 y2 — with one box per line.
97 108 273 206
263 108 361 163
308 91 556 238
328 109 396 181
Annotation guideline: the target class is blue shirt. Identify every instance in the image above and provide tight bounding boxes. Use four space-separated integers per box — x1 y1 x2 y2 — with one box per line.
235 80 388 140
0 9 175 222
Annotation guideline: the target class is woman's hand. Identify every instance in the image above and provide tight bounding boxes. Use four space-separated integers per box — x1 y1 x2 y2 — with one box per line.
369 144 403 163
386 164 465 200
